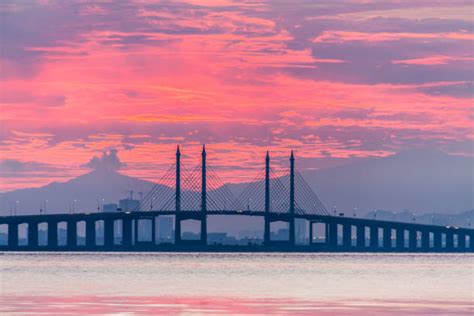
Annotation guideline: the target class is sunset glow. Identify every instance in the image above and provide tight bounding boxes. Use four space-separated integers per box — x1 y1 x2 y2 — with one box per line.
1 0 472 191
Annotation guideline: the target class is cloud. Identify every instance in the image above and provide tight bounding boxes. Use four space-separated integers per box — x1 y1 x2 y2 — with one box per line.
0 159 68 186
391 55 474 65
82 149 125 171
0 159 53 174
0 0 473 190
312 31 474 43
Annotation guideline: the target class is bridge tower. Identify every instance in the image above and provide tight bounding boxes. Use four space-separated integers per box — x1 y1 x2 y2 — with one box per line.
201 145 208 245
264 151 271 245
289 150 296 246
174 145 181 244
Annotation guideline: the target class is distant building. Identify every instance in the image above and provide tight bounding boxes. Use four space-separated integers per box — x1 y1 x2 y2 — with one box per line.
271 228 289 241
103 203 118 213
182 232 200 240
208 232 227 244
158 217 173 242
119 198 140 212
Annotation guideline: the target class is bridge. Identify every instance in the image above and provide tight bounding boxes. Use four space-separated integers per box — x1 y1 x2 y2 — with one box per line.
1 146 472 252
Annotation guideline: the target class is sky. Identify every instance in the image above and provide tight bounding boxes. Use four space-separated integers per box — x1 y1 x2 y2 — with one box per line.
0 0 473 192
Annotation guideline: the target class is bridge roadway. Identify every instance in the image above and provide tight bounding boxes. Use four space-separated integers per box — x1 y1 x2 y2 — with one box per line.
1 210 473 252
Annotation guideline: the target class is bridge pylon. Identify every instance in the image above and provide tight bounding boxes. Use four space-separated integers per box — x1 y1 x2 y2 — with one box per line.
289 150 296 246
200 145 207 245
174 145 181 244
174 145 208 247
264 151 270 245
264 150 296 247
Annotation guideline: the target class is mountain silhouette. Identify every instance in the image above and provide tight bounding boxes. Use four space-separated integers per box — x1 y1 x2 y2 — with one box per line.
0 149 472 217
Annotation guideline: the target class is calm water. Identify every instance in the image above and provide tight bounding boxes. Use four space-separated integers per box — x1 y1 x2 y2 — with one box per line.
1 252 473 315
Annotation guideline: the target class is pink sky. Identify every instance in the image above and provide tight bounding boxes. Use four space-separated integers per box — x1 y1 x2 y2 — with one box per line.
0 0 473 191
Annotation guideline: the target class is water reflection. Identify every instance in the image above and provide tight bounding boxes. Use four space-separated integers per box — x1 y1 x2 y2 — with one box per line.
1 253 473 314
1 295 472 315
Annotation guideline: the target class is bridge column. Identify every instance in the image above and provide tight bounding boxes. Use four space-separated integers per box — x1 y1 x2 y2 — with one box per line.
67 220 77 248
421 229 430 251
370 226 379 250
48 221 58 248
343 224 351 248
122 217 132 247
200 145 207 246
458 233 466 250
409 229 417 251
104 219 114 248
470 232 474 251
433 231 442 250
383 226 392 250
151 216 156 244
288 151 296 246
86 219 96 248
28 222 38 248
308 221 314 245
445 231 454 251
396 228 404 251
264 151 271 246
328 221 337 248
134 218 139 244
8 223 18 248
356 224 365 249
174 146 182 245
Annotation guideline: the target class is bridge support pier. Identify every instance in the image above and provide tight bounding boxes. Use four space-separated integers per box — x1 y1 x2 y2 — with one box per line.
308 221 314 245
356 225 365 249
28 222 38 248
67 220 77 248
433 231 442 250
409 229 417 251
264 217 270 246
122 217 132 247
86 219 96 248
343 224 351 248
458 233 466 250
200 216 207 246
48 221 58 249
328 222 337 248
8 223 18 248
421 230 430 251
104 219 114 248
370 226 379 250
446 231 454 251
383 226 392 250
470 232 474 251
396 228 404 251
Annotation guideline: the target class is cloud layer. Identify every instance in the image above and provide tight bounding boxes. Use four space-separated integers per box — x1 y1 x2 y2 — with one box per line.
0 0 472 190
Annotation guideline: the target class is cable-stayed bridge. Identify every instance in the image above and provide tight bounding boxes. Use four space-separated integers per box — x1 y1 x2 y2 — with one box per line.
1 146 472 252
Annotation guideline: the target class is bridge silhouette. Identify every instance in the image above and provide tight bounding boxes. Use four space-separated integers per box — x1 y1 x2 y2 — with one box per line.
1 146 472 252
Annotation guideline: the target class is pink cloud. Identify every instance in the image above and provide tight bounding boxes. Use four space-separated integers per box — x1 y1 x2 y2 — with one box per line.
392 55 474 65
313 31 474 43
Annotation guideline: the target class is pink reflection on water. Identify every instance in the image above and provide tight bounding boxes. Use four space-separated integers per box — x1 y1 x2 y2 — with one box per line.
1 296 472 315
